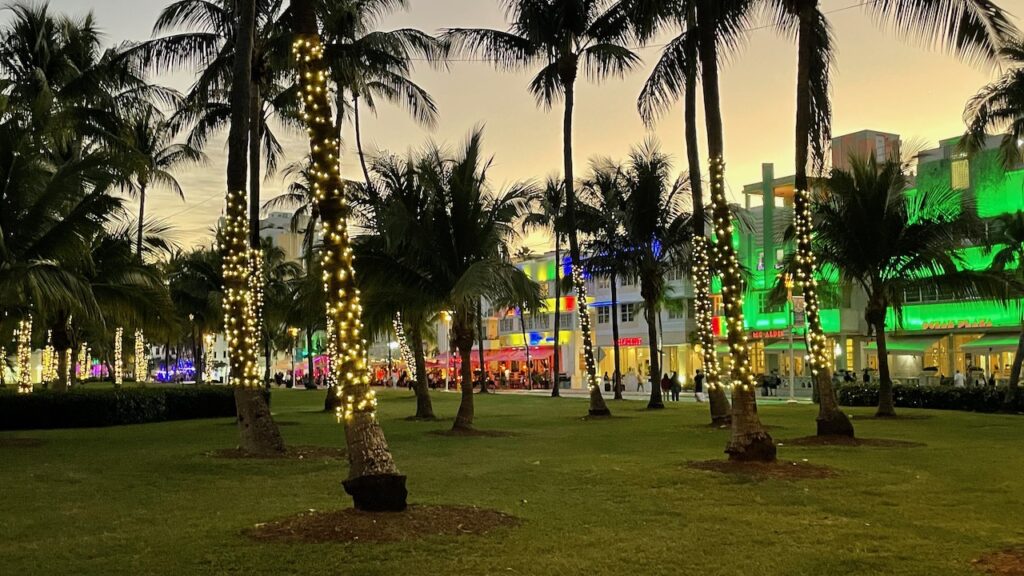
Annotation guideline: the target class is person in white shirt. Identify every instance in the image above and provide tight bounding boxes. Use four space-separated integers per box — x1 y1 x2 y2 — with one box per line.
953 370 966 388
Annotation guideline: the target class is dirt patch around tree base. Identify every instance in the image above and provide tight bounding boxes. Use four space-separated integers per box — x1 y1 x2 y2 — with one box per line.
688 459 837 480
429 428 515 438
779 435 926 448
974 546 1024 575
208 445 346 460
0 438 45 448
246 505 520 544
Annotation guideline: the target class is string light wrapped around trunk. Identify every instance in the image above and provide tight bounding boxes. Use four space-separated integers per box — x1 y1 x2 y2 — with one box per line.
16 316 32 394
792 189 831 375
203 334 215 382
134 329 146 383
220 187 261 388
42 330 56 385
691 235 721 388
114 327 124 387
0 345 6 387
247 248 265 380
393 312 417 382
570 267 600 391
77 343 89 380
62 348 71 387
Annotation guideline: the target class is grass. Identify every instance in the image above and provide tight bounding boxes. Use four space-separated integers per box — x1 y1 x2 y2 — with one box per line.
0 389 1021 576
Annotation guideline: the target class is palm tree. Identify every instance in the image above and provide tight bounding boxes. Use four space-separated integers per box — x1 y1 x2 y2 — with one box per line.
351 152 438 419
292 0 406 511
631 0 732 424
259 239 302 384
815 155 1011 417
767 0 1018 437
579 163 628 400
964 37 1024 167
990 211 1024 410
445 0 639 416
118 105 206 256
219 0 283 455
595 142 693 409
317 0 442 188
356 129 541 431
523 177 566 397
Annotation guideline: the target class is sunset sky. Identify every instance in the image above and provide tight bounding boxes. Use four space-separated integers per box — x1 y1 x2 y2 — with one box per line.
27 0 1023 250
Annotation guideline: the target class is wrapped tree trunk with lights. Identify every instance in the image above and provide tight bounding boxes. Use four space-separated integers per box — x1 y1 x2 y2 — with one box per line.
292 0 406 511
16 316 32 394
222 0 284 456
698 24 775 462
792 3 853 438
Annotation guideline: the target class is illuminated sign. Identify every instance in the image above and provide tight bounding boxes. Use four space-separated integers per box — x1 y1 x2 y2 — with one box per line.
921 319 993 331
750 330 786 339
617 337 643 347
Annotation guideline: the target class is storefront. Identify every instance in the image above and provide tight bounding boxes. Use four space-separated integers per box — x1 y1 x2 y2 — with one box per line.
595 337 697 384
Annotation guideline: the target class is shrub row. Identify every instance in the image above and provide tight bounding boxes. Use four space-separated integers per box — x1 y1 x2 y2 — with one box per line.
836 384 1023 413
0 386 263 430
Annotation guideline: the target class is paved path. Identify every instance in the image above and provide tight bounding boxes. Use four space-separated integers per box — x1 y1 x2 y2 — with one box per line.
434 387 814 405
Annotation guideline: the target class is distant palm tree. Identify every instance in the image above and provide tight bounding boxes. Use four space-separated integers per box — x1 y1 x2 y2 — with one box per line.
986 211 1024 410
964 37 1024 167
118 105 206 256
579 162 628 400
445 0 639 416
815 155 1012 417
259 239 302 384
523 177 566 397
356 129 541 431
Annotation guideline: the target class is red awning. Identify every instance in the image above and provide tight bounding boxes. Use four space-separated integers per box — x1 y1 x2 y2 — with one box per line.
506 346 555 361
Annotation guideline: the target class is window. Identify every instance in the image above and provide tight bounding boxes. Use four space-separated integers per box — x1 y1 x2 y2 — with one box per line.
621 275 637 287
668 299 686 320
775 249 785 269
687 298 696 319
534 314 550 330
538 281 550 298
952 157 970 190
667 267 685 281
621 303 639 323
597 275 610 289
499 318 515 332
597 305 610 324
756 251 765 271
758 291 784 314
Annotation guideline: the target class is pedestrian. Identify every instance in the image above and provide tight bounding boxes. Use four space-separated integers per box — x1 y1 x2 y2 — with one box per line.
988 373 996 387
603 371 611 392
953 370 965 388
660 373 671 401
631 368 643 392
694 369 704 402
762 371 772 397
862 368 871 384
670 371 681 401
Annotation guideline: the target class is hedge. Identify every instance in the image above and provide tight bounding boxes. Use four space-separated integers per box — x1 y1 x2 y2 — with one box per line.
837 383 1023 413
0 386 266 430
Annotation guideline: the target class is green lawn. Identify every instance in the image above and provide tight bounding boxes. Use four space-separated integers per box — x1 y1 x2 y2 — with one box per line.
1 389 1021 575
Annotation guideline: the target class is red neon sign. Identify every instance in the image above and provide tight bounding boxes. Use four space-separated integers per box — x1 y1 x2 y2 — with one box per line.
617 337 643 347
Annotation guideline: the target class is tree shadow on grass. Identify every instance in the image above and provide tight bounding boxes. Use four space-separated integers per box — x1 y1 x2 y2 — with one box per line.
207 446 346 460
687 459 837 480
778 436 925 448
245 505 520 544
428 428 516 438
0 438 45 448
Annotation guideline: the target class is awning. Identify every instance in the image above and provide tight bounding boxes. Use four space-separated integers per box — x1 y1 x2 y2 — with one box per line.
959 334 1021 353
864 337 938 355
763 340 808 354
506 346 555 361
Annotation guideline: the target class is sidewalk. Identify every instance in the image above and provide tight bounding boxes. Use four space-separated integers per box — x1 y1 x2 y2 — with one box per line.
466 387 813 404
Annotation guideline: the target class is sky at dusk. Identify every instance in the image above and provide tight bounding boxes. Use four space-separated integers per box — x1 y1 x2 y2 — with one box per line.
15 0 1024 250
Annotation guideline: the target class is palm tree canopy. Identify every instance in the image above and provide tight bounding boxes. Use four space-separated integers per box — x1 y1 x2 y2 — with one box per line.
964 37 1024 167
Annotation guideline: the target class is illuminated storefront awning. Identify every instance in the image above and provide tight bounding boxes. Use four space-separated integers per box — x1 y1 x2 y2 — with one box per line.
864 337 939 355
763 341 808 354
959 334 1021 353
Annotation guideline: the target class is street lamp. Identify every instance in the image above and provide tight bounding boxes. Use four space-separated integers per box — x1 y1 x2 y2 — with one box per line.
288 327 299 388
784 273 798 404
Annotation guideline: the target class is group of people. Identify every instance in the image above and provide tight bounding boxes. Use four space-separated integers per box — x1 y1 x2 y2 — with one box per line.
599 368 710 402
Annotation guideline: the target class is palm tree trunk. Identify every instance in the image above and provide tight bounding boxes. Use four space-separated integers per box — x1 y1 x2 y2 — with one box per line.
452 311 476 430
263 337 272 390
477 298 488 393
645 296 664 409
1004 329 1024 411
294 1 404 510
873 318 897 417
52 319 71 391
165 339 171 382
136 183 146 257
551 235 561 397
560 69 609 416
610 272 623 400
225 0 282 456
794 8 853 438
354 95 373 188
249 89 263 250
409 320 435 419
683 14 728 425
698 23 774 461
520 309 531 389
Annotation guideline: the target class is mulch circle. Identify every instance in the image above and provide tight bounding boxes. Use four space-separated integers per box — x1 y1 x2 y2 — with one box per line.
687 459 837 480
429 428 514 438
0 438 45 448
974 546 1024 575
779 436 926 448
208 445 346 460
246 505 520 544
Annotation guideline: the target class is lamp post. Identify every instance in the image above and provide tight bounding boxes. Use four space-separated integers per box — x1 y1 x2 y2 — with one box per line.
287 327 299 388
785 274 798 404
